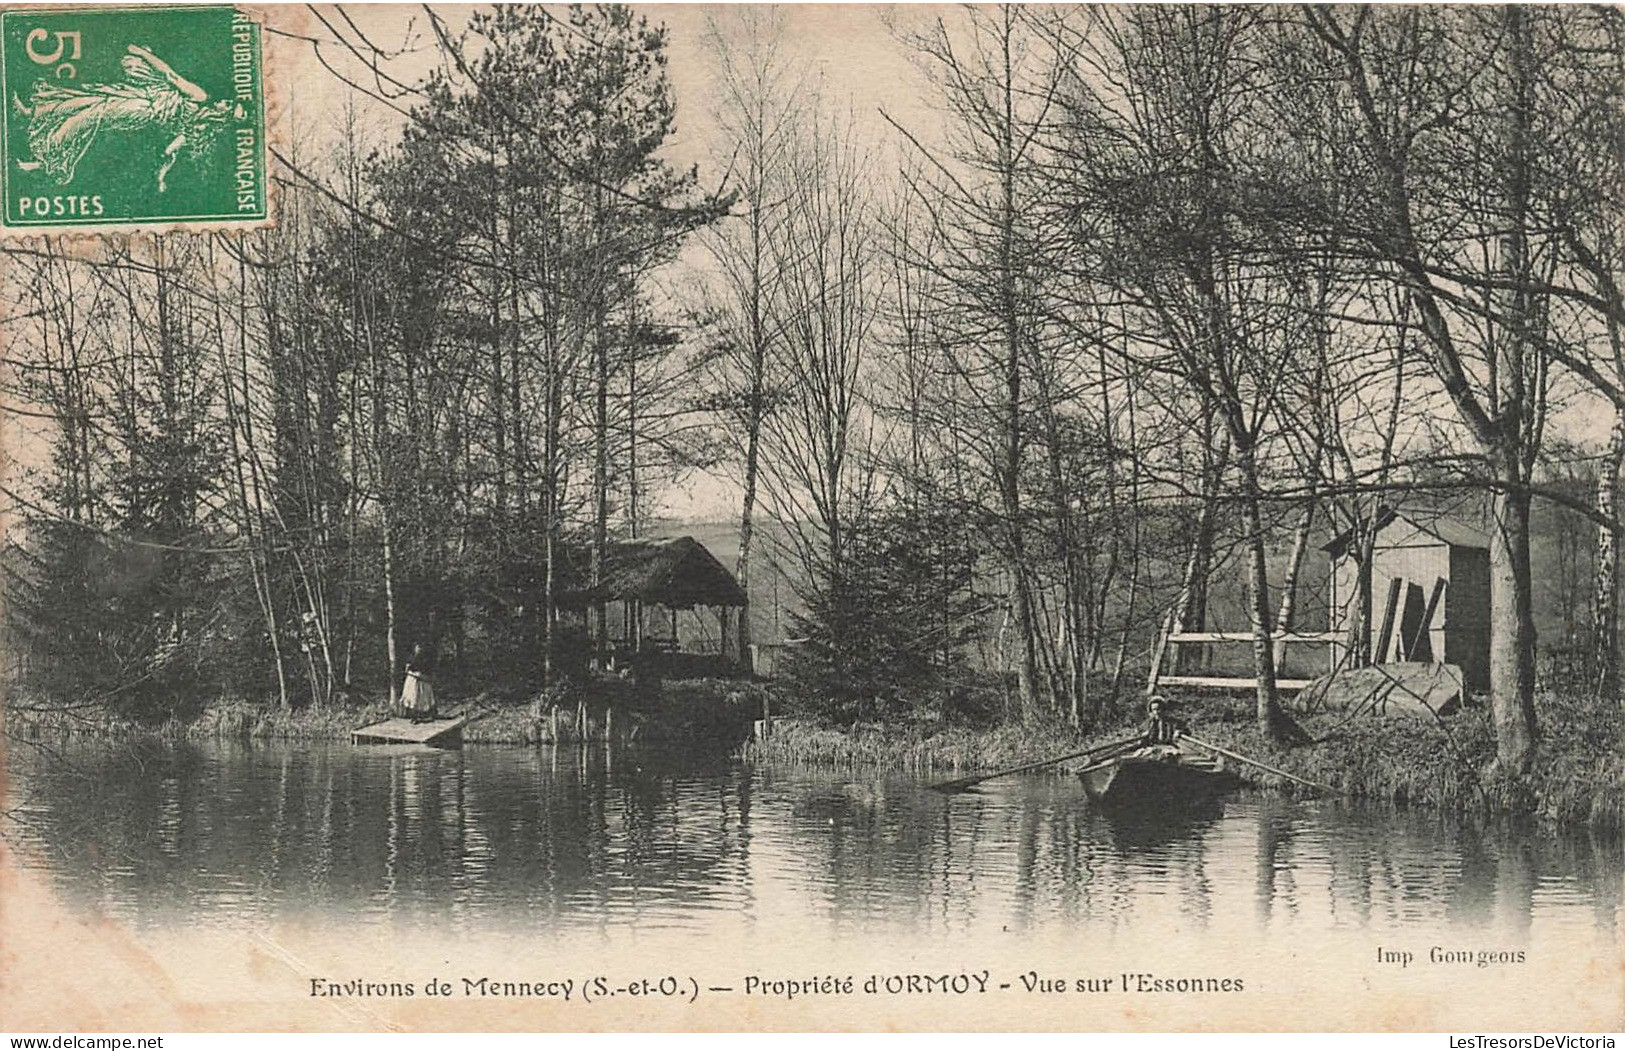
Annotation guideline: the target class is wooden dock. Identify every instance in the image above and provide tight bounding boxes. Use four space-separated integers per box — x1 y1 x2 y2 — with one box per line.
351 714 468 748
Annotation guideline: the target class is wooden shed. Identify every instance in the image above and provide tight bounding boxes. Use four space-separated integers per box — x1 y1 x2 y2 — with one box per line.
1323 509 1490 692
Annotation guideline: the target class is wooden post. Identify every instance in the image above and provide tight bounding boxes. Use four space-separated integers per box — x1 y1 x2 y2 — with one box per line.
1327 559 1342 675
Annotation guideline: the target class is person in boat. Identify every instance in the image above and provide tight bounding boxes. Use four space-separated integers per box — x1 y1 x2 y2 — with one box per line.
400 644 437 723
1142 695 1185 746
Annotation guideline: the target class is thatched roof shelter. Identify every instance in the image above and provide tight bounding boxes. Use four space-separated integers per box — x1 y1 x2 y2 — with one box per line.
560 536 746 610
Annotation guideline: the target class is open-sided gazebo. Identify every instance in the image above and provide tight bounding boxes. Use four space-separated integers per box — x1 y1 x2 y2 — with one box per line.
561 536 748 678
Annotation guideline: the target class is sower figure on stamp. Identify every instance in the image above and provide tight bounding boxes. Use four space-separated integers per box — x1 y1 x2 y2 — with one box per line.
13 44 237 191
400 644 437 723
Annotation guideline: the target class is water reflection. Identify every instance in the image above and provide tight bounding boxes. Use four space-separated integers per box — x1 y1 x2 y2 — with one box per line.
3 737 1620 943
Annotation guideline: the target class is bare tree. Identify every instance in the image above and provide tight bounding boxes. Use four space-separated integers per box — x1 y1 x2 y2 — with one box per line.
890 7 1069 720
1049 6 1307 738
757 111 884 605
696 8 805 674
1301 6 1568 771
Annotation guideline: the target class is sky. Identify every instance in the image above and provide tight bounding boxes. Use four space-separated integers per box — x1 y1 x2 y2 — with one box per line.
6 5 1615 525
279 5 941 133
273 4 947 196
267 3 947 524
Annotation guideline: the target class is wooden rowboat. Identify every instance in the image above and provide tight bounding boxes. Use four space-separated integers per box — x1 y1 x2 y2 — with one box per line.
1077 743 1239 811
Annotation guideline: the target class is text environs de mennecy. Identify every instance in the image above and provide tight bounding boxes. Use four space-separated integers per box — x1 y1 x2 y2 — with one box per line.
310 977 577 999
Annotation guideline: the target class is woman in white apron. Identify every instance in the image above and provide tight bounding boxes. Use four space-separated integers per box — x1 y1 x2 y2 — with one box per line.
400 645 436 722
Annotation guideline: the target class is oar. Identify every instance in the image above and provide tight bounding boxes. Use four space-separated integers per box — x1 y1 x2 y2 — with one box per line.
1073 754 1127 780
929 733 1142 794
1177 732 1340 796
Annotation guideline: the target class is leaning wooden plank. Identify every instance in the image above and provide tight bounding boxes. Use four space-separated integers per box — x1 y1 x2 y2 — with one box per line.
1146 610 1173 695
1373 577 1403 665
1409 577 1448 658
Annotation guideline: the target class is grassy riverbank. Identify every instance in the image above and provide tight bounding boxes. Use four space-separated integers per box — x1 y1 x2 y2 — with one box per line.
3 677 770 748
741 718 1129 775
746 690 1625 832
11 679 1620 832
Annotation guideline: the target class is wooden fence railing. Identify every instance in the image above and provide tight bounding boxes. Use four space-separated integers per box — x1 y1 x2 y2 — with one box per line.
1146 613 1342 694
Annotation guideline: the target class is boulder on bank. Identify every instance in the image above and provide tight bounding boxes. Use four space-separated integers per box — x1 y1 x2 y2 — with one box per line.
1292 662 1465 719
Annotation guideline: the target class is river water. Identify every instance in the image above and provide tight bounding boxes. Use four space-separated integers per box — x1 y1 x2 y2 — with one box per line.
3 736 1622 1030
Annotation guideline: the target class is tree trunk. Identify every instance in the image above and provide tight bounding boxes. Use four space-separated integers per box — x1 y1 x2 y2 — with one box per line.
543 527 556 688
1108 387 1144 708
1313 3 1544 768
592 303 610 672
1343 510 1380 669
736 465 759 677
1592 409 1624 702
382 515 399 706
222 248 290 710
489 204 508 527
1486 5 1540 774
1273 486 1316 668
997 19 1041 718
1489 477 1538 773
1175 426 1230 673
736 280 766 678
542 330 563 688
1236 440 1284 739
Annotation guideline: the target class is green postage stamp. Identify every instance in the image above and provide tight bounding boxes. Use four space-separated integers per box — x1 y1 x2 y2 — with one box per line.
1 5 267 230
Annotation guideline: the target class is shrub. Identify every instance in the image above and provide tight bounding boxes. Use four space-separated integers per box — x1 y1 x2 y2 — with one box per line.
782 504 984 726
